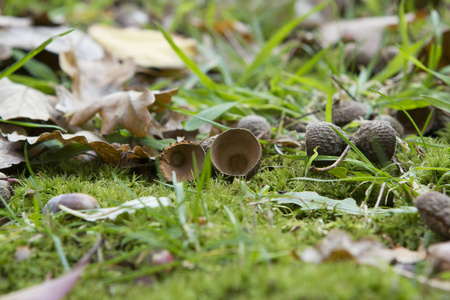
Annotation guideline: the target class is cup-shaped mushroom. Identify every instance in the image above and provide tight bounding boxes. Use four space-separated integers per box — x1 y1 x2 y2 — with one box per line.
210 128 262 178
44 193 100 213
159 140 206 182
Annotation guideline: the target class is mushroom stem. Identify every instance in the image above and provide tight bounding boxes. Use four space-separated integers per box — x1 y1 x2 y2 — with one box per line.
310 145 351 172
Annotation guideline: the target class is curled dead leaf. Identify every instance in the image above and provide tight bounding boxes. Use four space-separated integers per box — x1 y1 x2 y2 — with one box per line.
28 130 123 165
69 89 155 137
58 52 136 112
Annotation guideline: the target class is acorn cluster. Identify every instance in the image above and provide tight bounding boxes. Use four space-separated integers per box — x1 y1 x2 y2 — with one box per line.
305 120 397 170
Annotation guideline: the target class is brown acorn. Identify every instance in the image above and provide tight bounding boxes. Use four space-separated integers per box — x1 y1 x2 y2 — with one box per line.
44 193 100 213
331 101 368 127
236 115 271 140
374 115 405 137
159 140 206 182
350 120 396 165
210 128 262 178
414 191 450 240
305 122 348 166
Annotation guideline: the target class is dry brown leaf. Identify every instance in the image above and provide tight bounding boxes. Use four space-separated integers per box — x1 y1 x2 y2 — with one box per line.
0 26 104 60
70 89 155 137
88 24 197 69
295 0 350 28
28 130 123 165
0 123 28 142
0 16 32 27
0 136 25 169
0 78 59 121
58 52 136 112
151 88 178 113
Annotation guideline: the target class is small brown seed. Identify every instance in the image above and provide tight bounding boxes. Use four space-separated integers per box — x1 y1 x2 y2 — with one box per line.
0 181 13 208
331 101 368 127
414 191 450 240
374 115 405 137
44 193 100 213
236 115 271 140
350 120 396 165
305 122 348 166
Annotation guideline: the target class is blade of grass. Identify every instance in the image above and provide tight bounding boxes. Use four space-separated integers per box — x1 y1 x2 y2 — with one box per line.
155 23 216 90
240 0 330 82
294 46 330 77
421 95 450 113
373 89 428 153
0 29 74 79
0 119 67 133
184 101 237 131
397 46 450 86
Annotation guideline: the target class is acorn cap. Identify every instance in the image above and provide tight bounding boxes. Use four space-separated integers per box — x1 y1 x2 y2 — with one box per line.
210 128 262 178
236 115 271 140
351 120 396 165
44 193 100 213
375 115 405 137
305 122 348 166
413 191 450 239
159 140 205 182
332 101 368 127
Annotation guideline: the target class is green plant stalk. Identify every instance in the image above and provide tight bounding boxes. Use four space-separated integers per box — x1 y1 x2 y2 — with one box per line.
325 77 333 123
0 29 74 79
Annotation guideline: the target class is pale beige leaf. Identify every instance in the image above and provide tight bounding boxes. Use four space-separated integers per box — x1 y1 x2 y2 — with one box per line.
319 14 416 56
0 78 59 121
88 24 197 69
0 26 104 60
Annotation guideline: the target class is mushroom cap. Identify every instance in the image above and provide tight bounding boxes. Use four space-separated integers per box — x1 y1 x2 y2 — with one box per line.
332 101 368 127
305 122 348 166
414 191 450 239
236 115 271 140
159 140 206 182
44 193 99 213
351 120 397 165
210 128 262 178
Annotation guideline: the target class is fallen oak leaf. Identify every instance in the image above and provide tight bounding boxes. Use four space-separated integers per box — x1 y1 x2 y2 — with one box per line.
151 88 178 113
58 51 136 112
69 89 155 137
28 130 123 165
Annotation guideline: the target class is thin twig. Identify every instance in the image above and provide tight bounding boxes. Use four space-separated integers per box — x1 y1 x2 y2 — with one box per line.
310 145 351 172
332 76 358 102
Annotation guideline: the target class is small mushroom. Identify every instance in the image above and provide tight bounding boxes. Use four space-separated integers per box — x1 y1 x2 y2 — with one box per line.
159 140 206 182
210 128 262 178
414 191 450 240
305 122 348 167
350 120 396 165
0 173 14 208
44 193 100 213
236 115 271 140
